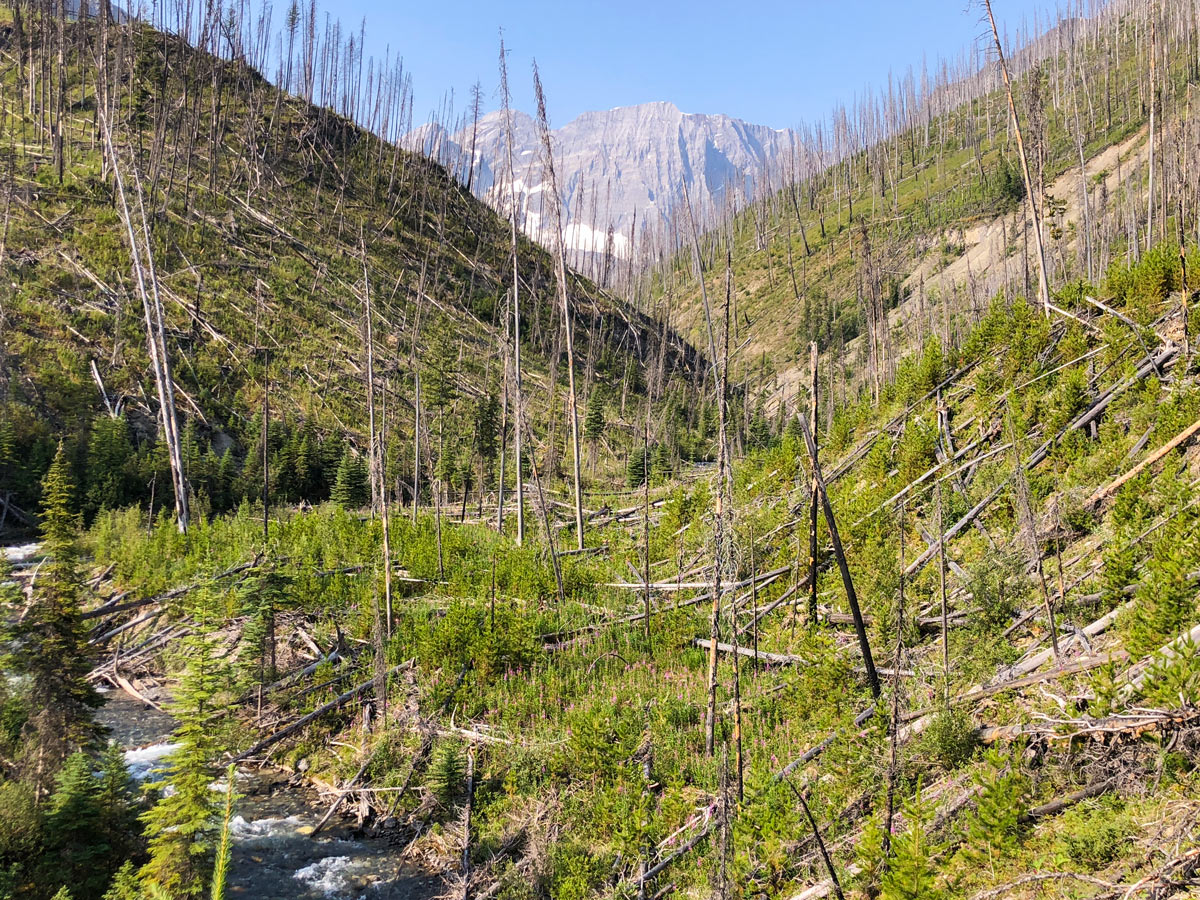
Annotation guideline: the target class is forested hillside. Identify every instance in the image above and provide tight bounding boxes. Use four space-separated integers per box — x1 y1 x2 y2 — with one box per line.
650 0 1199 423
4 2 1200 900
0 1 701 531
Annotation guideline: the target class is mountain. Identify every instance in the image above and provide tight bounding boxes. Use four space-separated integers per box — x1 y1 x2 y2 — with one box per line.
410 102 796 261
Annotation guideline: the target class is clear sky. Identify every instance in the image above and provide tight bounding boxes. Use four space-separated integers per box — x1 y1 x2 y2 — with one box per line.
328 0 1066 131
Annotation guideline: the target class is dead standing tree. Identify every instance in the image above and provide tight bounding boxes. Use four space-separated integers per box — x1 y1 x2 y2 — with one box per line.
96 101 189 533
982 0 1052 318
681 179 736 757
532 63 587 552
498 36 525 546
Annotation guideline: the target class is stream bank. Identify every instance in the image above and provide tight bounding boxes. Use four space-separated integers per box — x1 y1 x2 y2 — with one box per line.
95 689 446 900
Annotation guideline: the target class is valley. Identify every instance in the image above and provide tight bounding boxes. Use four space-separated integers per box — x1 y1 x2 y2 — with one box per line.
3 1 1200 899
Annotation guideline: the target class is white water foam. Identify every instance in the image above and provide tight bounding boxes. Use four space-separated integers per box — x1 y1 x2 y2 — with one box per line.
293 855 354 895
123 741 182 783
2 543 42 564
229 813 307 840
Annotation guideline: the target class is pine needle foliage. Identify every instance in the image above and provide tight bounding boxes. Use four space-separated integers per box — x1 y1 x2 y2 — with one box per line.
9 446 102 785
139 631 229 898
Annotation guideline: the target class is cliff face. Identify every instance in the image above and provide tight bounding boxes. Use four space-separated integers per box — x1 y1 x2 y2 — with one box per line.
411 101 795 257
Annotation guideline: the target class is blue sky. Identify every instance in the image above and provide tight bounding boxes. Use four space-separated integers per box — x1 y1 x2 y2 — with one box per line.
330 0 1065 130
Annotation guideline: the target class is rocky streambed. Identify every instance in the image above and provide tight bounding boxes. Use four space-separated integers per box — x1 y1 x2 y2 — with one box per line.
95 689 445 900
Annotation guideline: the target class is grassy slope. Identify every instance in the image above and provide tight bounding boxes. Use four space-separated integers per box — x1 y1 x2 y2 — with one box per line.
655 9 1189 411
0 14 699 515
86 240 1200 899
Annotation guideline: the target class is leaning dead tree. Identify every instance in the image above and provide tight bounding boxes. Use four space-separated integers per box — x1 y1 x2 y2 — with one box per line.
990 0 1054 318
533 62 587 552
96 100 189 533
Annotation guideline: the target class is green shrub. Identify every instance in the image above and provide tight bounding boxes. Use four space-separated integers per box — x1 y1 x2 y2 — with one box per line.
1054 797 1133 868
959 747 1029 871
916 707 976 772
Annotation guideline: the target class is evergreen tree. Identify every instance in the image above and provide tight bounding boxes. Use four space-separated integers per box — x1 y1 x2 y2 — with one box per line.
139 632 226 898
474 392 501 469
626 445 649 489
11 446 102 789
651 442 673 484
95 742 143 876
330 449 369 509
84 415 134 518
1127 521 1200 656
583 396 605 444
960 747 1029 874
423 322 459 415
43 751 108 898
879 784 945 900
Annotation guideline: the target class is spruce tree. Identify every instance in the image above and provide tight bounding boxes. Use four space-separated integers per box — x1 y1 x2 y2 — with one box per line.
960 748 1029 874
84 415 134 518
1127 522 1200 656
879 784 945 900
139 631 226 898
583 396 605 444
474 392 500 469
330 449 368 509
96 742 143 876
11 445 101 790
43 751 109 898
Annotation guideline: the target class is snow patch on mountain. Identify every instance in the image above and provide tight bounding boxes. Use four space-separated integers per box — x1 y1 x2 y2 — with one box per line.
406 103 794 261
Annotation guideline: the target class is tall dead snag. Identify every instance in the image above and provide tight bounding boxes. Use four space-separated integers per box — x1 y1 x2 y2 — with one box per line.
683 180 734 757
53 0 64 183
807 341 820 626
498 37 525 545
983 0 1052 319
786 778 846 900
704 250 736 757
361 246 390 723
518 412 566 605
1182 246 1191 366
1147 13 1157 252
642 398 652 642
361 240 392 634
936 479 950 703
98 106 189 532
533 63 586 552
460 746 475 900
798 416 881 698
883 500 906 862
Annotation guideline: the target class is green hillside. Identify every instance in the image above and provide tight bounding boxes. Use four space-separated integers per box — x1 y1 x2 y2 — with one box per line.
0 8 701 528
653 3 1199 423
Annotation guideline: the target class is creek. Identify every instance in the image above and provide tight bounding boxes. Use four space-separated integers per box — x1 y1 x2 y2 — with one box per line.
94 687 445 899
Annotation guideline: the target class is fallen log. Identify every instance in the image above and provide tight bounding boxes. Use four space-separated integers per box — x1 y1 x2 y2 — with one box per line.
83 558 259 621
311 755 372 835
230 659 414 762
89 607 162 643
695 639 914 677
901 651 1126 723
907 343 1179 579
602 564 790 592
979 706 1200 744
899 599 1136 741
1020 779 1113 821
1087 412 1200 507
1117 621 1200 701
542 566 792 643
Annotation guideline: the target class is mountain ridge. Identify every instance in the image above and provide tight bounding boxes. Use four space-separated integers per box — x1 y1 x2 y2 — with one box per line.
408 100 796 261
